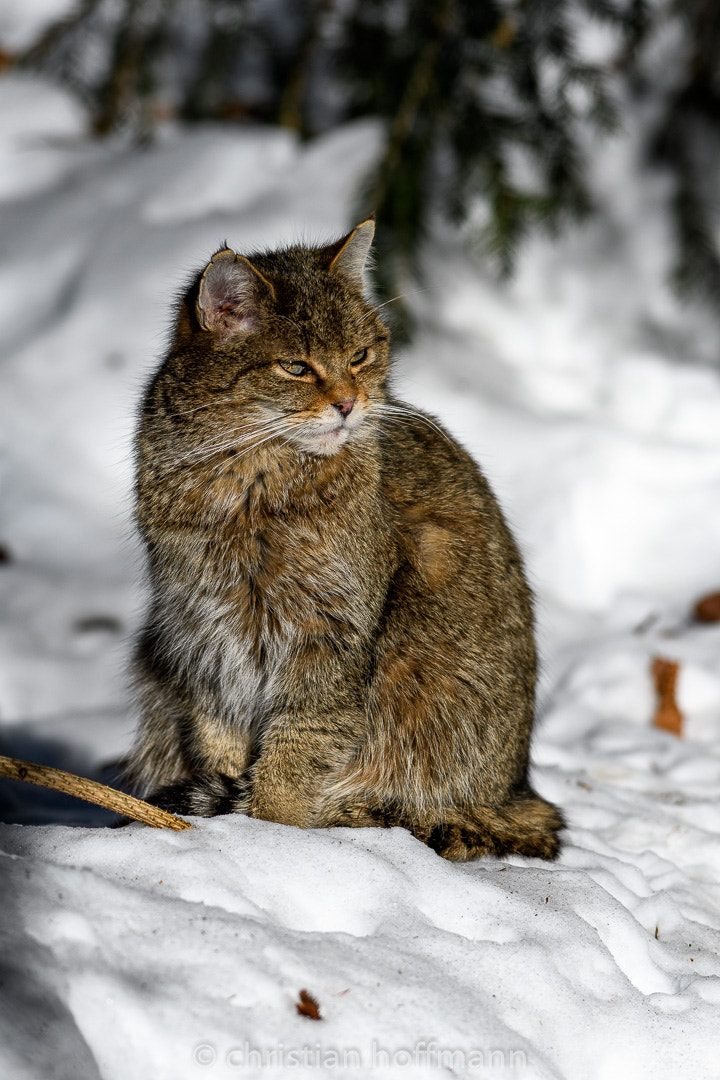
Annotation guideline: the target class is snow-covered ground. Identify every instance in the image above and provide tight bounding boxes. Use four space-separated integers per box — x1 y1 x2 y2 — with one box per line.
1 60 720 1080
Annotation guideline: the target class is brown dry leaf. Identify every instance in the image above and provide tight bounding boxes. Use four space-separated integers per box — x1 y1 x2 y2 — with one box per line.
296 989 321 1021
693 591 720 623
651 657 683 736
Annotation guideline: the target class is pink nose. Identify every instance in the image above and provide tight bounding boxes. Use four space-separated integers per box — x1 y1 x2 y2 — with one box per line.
334 399 355 418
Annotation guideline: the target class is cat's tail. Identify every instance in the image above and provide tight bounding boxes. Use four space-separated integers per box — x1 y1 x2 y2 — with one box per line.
422 789 565 862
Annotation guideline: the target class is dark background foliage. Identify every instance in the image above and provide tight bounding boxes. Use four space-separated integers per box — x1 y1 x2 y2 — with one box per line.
19 0 720 330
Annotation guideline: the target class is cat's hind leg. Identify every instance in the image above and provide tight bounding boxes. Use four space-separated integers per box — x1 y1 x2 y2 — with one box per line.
314 785 564 861
314 534 564 861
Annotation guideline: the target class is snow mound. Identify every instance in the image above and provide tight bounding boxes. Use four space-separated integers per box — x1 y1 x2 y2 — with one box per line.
1 813 717 1079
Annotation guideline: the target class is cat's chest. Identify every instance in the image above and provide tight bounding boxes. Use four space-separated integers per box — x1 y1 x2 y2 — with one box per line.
205 470 384 636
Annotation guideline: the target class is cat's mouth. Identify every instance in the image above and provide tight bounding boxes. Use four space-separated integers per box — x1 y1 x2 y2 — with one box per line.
303 421 350 456
290 414 360 457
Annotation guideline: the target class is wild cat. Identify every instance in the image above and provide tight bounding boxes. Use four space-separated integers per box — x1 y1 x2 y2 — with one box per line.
125 219 563 861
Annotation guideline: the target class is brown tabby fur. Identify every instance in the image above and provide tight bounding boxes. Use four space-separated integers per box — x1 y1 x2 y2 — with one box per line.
126 220 564 861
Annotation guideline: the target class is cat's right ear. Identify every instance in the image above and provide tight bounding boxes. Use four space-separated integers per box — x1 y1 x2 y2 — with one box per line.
196 247 275 340
326 218 375 289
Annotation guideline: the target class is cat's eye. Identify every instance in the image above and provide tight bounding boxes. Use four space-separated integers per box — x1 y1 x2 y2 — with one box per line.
350 348 369 367
277 359 311 377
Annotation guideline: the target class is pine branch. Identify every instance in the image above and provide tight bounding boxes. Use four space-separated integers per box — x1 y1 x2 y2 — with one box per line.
93 0 147 136
367 0 456 216
0 755 193 831
278 0 335 134
182 2 253 122
20 0 104 66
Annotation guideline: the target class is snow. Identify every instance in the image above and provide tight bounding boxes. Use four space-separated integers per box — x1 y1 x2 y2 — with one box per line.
1 62 720 1080
0 0 75 53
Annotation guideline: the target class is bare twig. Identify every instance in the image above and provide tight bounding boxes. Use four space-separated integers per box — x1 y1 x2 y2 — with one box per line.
0 755 193 831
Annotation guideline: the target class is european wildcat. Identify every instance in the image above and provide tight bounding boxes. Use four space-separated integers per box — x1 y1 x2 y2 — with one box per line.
126 219 563 861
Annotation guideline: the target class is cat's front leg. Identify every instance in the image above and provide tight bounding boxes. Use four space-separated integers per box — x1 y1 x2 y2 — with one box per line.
138 702 256 815
249 638 370 827
249 707 367 827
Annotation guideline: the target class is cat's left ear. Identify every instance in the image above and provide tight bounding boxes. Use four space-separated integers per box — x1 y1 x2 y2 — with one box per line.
196 247 275 340
324 218 375 289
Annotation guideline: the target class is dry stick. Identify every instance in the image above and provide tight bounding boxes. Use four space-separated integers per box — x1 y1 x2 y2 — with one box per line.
0 755 193 831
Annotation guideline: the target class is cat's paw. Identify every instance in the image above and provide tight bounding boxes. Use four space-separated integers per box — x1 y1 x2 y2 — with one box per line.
425 823 500 861
145 773 250 817
312 794 401 829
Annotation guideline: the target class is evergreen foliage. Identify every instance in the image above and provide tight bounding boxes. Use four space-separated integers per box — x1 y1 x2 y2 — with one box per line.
18 0 720 326
645 0 720 304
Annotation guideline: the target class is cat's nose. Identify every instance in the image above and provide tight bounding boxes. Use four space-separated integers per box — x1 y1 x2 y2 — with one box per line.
334 399 355 418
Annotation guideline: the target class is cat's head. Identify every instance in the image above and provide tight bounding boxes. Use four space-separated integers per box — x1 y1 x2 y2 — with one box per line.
169 220 391 459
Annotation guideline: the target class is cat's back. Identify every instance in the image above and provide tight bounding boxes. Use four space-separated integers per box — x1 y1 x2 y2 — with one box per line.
378 398 517 546
377 398 532 648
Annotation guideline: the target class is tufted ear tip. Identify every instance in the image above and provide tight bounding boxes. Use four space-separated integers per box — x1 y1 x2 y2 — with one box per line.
209 246 237 264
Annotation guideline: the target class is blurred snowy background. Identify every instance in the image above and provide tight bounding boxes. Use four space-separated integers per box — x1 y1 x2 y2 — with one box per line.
1 2 720 1078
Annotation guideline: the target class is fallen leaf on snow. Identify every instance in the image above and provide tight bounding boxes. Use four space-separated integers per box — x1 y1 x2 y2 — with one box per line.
296 989 322 1020
651 657 683 737
693 591 720 623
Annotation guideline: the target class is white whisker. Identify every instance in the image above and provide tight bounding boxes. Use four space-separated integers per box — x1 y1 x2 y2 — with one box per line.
174 417 294 466
357 293 406 324
204 422 299 480
167 396 238 417
370 402 455 447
